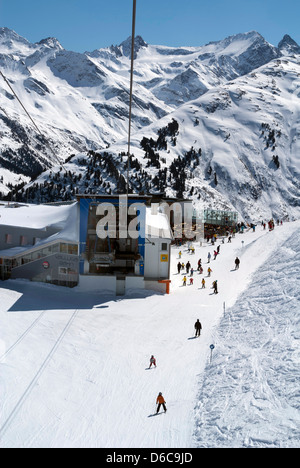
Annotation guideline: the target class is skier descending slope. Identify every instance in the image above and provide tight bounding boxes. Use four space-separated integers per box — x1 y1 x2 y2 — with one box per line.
156 393 167 414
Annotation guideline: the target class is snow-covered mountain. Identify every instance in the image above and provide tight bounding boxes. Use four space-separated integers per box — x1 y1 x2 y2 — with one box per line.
0 27 299 220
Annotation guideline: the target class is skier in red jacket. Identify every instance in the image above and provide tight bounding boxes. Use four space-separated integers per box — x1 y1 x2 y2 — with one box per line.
149 355 156 368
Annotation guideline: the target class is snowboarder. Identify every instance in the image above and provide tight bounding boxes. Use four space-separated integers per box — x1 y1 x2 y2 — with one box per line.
212 280 218 294
183 276 187 286
235 257 240 270
194 319 202 337
149 355 156 368
201 278 205 289
156 392 167 413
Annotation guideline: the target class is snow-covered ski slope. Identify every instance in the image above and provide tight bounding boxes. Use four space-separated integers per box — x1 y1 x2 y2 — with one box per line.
0 220 299 448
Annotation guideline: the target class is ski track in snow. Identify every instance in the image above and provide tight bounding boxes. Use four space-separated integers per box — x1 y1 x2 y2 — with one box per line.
0 221 299 448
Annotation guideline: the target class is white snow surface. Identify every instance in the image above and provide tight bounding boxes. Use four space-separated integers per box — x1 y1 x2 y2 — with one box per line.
0 219 299 448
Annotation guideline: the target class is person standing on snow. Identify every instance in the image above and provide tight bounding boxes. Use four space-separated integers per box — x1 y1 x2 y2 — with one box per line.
201 278 205 288
177 262 182 274
149 355 156 368
156 392 167 413
235 257 240 270
183 276 187 286
207 252 211 263
194 319 202 337
212 280 218 294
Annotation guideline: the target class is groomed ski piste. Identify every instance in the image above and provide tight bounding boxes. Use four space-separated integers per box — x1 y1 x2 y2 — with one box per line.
0 220 299 448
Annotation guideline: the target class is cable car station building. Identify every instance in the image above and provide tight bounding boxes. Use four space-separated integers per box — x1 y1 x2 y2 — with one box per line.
0 194 175 295
77 194 173 295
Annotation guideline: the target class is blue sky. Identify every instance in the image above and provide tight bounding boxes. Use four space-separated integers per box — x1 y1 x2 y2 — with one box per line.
1 0 299 52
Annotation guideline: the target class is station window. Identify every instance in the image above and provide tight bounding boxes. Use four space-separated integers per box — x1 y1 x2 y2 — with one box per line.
161 243 168 251
20 236 27 246
5 234 13 244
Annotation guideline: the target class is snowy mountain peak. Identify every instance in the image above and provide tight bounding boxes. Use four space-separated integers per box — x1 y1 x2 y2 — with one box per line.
35 36 63 51
0 27 29 43
0 27 32 55
118 35 148 58
278 34 300 55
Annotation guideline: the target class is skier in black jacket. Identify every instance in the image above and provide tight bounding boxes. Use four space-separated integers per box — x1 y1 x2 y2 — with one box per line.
194 319 202 337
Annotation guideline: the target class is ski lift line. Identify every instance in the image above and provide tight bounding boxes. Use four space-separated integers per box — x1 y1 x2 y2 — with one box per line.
126 0 137 199
0 310 47 362
0 69 63 166
0 70 43 136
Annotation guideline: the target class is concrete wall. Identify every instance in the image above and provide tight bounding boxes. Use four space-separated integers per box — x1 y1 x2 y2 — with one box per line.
77 274 146 295
77 275 117 294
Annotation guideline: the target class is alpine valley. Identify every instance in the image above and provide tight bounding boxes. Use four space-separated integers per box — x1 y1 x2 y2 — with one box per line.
0 27 299 220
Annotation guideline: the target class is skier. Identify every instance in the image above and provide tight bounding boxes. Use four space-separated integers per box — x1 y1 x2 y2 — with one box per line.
156 392 167 413
190 267 194 277
213 250 218 260
186 261 191 274
207 252 211 263
194 319 202 337
177 262 182 274
201 278 205 289
212 280 218 294
183 276 187 286
179 251 182 259
207 267 212 277
189 278 194 285
149 355 156 368
235 257 240 270
197 258 202 270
